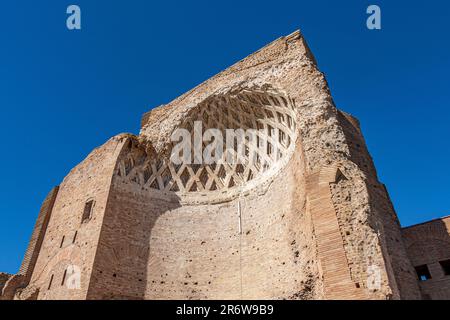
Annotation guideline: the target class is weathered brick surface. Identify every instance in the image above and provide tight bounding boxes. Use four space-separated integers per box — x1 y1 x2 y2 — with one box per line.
402 217 450 299
87 138 321 300
22 135 129 300
2 30 444 300
19 187 59 281
0 273 12 293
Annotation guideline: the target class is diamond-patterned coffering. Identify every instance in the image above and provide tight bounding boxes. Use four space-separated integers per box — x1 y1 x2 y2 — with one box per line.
118 89 297 193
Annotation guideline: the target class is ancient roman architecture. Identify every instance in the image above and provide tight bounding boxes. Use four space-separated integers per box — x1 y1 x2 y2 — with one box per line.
1 30 449 300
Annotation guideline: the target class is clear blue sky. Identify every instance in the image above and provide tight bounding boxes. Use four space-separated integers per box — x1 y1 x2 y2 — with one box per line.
0 0 449 274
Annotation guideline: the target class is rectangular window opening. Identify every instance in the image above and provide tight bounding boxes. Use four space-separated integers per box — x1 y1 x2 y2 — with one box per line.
415 265 432 281
82 199 94 223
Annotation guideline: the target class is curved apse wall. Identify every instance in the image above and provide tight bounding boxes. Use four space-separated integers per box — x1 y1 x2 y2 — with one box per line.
89 88 321 300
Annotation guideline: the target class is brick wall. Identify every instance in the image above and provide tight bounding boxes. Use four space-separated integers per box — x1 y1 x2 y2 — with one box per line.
5 30 431 300
402 216 450 299
335 111 421 299
87 137 322 300
19 187 59 281
25 135 128 300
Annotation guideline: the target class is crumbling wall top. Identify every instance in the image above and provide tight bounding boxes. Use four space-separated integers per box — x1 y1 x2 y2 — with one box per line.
138 30 321 153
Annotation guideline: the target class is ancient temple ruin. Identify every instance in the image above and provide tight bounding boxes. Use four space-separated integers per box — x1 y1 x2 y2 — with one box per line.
1 30 449 300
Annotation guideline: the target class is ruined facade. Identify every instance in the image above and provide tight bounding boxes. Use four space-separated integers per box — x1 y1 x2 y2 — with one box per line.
1 30 449 300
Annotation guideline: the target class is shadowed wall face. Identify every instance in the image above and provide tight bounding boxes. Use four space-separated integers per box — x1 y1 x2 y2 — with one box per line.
87 90 320 300
88 142 319 300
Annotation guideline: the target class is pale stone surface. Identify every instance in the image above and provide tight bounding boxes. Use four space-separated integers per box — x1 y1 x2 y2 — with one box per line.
1 30 447 300
0 273 12 293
